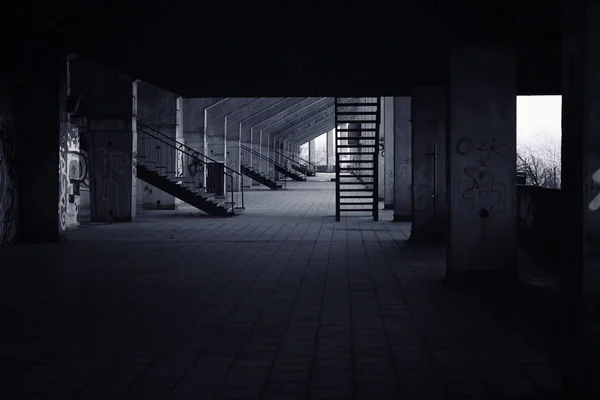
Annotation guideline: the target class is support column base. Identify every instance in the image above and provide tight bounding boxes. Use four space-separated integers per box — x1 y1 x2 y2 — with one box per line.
444 269 518 286
393 214 411 222
384 204 394 210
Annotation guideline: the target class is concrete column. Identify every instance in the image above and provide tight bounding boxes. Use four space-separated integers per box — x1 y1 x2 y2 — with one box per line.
383 96 395 209
411 86 447 241
393 97 412 221
378 101 385 200
70 57 136 222
181 98 223 192
326 129 334 172
309 139 316 164
9 43 67 242
175 97 184 207
137 82 178 210
239 98 301 187
446 43 517 280
562 2 600 395
225 98 283 190
204 98 256 194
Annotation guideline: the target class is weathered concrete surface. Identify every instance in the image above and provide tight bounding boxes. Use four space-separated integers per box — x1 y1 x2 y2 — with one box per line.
378 102 385 200
205 98 259 162
251 98 323 168
182 98 223 155
326 129 334 172
383 97 395 209
393 97 412 222
239 98 307 185
70 57 137 223
562 4 600 396
410 86 446 241
260 100 331 177
447 44 517 280
289 123 335 149
0 176 564 399
205 98 258 192
308 139 316 164
269 107 334 170
224 98 284 189
516 185 563 262
10 46 67 242
137 82 179 210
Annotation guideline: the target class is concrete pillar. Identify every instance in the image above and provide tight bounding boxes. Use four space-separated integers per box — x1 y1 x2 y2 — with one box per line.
70 57 137 222
137 82 178 210
411 86 447 241
378 102 385 200
393 97 412 221
446 43 517 280
309 139 316 164
562 2 600 395
225 98 283 190
383 96 395 209
239 98 302 187
181 98 223 192
326 129 334 172
204 98 256 194
9 43 67 242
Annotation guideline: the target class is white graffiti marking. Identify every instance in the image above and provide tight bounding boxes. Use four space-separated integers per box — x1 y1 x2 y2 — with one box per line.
589 168 600 211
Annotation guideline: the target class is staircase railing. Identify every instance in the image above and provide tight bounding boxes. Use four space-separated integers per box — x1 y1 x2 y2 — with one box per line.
292 154 317 175
240 144 288 188
275 151 309 176
137 122 244 211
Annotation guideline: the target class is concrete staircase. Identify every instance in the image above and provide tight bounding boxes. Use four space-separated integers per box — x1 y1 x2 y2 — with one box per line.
137 122 240 216
240 164 282 190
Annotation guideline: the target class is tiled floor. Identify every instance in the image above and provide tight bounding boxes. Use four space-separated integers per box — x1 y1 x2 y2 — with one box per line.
0 174 563 399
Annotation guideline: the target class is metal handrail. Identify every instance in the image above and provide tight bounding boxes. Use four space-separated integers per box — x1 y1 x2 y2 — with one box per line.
137 121 244 209
274 151 310 175
241 144 286 168
293 154 317 172
241 144 289 187
137 124 241 212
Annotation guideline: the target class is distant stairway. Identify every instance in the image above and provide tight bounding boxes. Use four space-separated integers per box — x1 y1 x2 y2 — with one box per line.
137 122 245 216
240 164 283 189
241 145 304 184
291 155 317 177
275 151 310 181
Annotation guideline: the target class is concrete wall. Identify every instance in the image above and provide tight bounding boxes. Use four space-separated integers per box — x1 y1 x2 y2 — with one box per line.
517 185 563 262
63 124 80 229
137 82 178 210
0 72 17 244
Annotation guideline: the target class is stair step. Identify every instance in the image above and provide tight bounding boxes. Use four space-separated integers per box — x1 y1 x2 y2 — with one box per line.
340 202 374 205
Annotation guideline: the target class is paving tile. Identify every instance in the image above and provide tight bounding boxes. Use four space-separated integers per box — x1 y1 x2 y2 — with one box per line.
0 175 566 399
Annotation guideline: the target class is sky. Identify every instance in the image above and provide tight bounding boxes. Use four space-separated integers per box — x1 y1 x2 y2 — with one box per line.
517 95 562 150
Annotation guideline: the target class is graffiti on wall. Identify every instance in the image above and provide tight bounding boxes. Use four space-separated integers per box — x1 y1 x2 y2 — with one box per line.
66 125 80 228
59 124 81 231
0 114 17 244
456 136 507 217
589 168 600 211
58 132 68 231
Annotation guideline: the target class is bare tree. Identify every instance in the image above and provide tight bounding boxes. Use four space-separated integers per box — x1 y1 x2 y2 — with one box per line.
517 137 561 189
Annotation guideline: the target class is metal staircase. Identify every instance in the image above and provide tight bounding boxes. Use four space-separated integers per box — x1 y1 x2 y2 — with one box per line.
274 151 310 181
137 122 244 216
240 145 304 186
335 97 381 221
291 154 317 176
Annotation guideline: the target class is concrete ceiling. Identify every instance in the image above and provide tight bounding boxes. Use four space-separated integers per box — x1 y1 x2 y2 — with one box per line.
20 0 562 96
